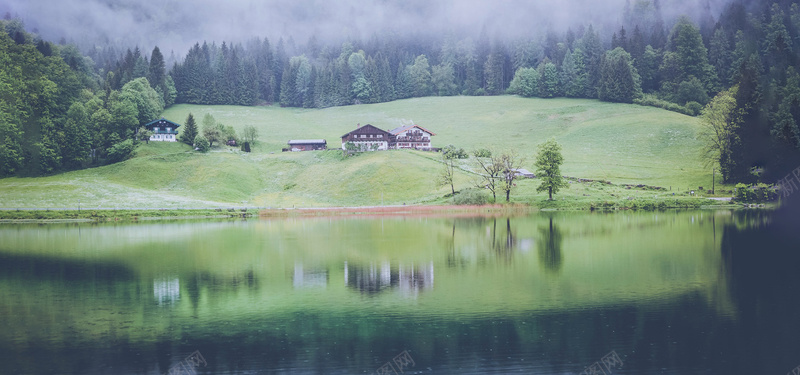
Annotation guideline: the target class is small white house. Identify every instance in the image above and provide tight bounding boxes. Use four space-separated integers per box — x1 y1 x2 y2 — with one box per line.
143 118 181 142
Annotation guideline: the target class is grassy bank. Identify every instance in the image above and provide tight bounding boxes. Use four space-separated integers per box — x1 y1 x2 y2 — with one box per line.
0 96 731 209
0 208 258 222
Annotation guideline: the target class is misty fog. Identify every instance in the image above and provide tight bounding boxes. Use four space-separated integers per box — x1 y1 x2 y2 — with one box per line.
3 0 737 56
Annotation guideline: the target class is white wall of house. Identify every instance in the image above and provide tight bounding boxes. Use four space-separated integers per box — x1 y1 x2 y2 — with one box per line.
150 134 177 142
342 140 389 151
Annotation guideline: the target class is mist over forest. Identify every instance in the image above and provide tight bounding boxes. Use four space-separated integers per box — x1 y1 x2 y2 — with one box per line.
4 0 738 55
1 0 799 189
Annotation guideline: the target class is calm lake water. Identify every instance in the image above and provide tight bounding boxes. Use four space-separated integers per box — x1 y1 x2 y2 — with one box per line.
0 209 798 374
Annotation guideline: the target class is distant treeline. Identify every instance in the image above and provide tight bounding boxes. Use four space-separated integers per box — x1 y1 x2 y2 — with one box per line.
160 1 800 181
2 1 800 182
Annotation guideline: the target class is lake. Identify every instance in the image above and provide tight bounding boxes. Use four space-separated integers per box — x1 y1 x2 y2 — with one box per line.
0 209 798 374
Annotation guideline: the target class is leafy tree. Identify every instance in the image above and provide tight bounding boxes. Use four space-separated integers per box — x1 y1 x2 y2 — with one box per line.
534 138 568 200
409 55 432 97
137 126 153 144
106 139 136 163
508 67 538 97
432 63 458 96
120 77 164 125
194 134 210 152
242 125 259 145
675 77 709 105
61 102 91 169
348 51 371 103
220 123 238 144
109 96 139 139
179 113 198 145
537 61 560 98
699 86 740 182
203 123 222 147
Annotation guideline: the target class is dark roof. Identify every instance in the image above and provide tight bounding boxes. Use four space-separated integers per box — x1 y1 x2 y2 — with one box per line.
340 124 393 138
143 118 181 129
389 124 436 136
288 139 327 145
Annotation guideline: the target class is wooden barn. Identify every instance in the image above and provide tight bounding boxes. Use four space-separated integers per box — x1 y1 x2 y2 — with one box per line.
288 139 327 151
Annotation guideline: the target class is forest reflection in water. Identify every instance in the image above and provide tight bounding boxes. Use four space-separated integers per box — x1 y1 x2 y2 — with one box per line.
0 208 797 374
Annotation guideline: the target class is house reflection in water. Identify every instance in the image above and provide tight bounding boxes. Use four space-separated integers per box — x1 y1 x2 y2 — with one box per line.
344 261 434 296
153 277 180 305
293 263 329 288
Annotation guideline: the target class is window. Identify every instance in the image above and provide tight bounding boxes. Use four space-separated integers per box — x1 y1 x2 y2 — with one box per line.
154 127 159 132
377 135 382 138
166 127 171 132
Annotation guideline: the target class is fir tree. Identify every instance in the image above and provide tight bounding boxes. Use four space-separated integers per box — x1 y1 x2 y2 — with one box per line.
180 113 198 146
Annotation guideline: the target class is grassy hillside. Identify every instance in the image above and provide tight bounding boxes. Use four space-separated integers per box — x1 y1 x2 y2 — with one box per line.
0 96 722 209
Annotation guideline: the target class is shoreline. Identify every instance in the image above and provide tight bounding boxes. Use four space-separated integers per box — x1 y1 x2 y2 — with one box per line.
0 199 774 223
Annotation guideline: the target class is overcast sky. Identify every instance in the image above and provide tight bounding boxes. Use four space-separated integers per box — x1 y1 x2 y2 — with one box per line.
3 0 734 56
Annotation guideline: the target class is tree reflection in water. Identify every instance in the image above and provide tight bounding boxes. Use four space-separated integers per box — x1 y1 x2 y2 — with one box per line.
537 216 563 274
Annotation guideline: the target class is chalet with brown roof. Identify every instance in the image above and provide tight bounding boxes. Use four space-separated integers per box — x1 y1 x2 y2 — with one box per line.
340 124 395 151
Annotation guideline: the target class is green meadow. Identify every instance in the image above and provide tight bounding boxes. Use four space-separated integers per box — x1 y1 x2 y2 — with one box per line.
0 96 727 209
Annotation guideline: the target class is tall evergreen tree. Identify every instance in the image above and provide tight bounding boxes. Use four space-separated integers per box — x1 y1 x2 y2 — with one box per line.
598 47 641 103
578 24 604 98
560 48 588 98
180 113 198 146
148 46 166 89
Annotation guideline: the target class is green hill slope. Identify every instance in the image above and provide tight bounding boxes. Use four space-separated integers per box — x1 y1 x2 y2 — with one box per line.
0 96 715 208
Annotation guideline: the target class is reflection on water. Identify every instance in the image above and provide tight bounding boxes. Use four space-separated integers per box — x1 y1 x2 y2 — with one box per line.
293 263 328 289
538 216 563 273
0 210 797 374
153 277 180 305
344 261 434 296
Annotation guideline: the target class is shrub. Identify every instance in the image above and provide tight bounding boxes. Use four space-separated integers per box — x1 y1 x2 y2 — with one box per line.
734 182 778 203
472 148 492 158
633 94 695 116
442 144 468 159
453 188 488 205
106 139 136 163
194 135 210 152
241 141 251 152
685 101 703 116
